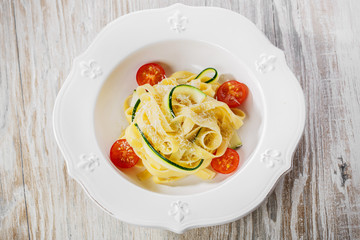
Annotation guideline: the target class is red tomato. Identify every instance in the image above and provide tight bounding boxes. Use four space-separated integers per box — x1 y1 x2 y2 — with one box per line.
110 139 140 169
136 63 166 86
216 80 249 108
211 148 240 174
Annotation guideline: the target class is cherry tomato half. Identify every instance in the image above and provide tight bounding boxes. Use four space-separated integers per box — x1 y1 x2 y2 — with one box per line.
216 80 249 108
110 139 140 169
136 63 166 86
211 148 240 174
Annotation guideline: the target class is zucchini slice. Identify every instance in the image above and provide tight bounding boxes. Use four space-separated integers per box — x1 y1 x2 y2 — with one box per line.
131 99 141 122
195 68 218 83
229 131 242 149
191 127 202 143
134 123 204 171
168 84 206 118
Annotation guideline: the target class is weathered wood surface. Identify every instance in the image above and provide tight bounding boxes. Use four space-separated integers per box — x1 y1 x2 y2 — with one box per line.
1 0 360 239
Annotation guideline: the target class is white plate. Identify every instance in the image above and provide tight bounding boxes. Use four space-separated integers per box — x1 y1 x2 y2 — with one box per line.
53 4 305 233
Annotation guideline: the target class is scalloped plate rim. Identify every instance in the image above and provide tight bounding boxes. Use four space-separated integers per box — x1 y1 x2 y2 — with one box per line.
53 4 306 233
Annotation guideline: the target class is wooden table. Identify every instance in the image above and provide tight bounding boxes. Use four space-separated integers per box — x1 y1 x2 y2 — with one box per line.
1 0 360 239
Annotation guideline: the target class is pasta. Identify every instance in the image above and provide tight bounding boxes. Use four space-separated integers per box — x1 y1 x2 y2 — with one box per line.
122 70 246 184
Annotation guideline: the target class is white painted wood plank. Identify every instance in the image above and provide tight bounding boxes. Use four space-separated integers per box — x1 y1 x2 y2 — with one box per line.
0 1 30 239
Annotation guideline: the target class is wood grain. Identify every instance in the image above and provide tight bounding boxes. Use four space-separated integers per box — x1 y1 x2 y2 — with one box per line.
1 0 360 239
0 1 30 239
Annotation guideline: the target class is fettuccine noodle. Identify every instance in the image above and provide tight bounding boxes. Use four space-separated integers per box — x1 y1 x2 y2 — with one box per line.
122 70 245 184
